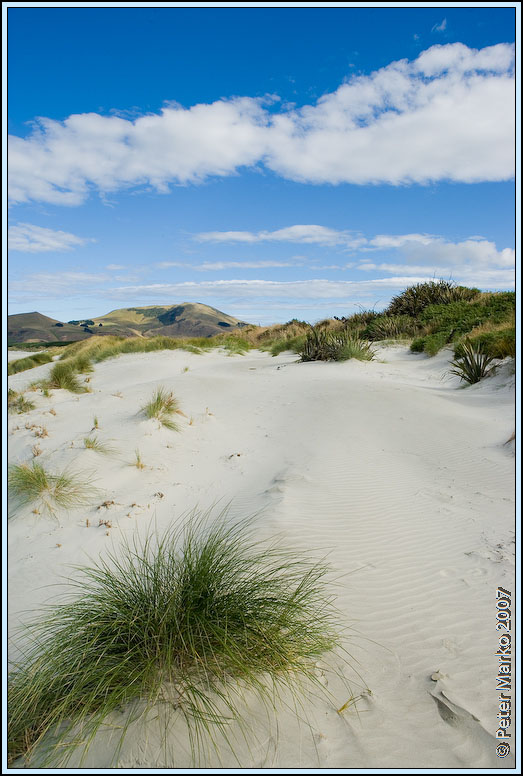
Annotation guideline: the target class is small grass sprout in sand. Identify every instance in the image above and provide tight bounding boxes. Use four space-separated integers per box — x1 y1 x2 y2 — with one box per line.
83 435 115 455
8 390 36 415
7 509 343 767
134 449 146 470
141 386 181 431
8 462 97 516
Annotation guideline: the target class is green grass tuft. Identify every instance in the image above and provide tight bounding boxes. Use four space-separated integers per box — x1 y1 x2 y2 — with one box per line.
141 387 180 431
45 362 87 393
7 510 342 767
8 462 97 516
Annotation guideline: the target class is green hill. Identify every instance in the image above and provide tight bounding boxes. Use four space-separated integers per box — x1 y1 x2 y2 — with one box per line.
8 304 247 345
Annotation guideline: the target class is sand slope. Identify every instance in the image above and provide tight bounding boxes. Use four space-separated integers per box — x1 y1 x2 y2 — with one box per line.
7 345 515 769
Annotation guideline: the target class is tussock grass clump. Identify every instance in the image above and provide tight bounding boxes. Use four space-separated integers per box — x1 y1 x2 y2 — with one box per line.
363 315 419 341
141 387 180 431
7 511 341 767
300 326 375 362
8 462 96 515
45 362 86 393
449 340 497 385
8 390 36 414
8 353 53 376
337 336 376 361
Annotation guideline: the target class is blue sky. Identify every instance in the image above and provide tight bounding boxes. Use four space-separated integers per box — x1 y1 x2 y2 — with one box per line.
6 4 517 325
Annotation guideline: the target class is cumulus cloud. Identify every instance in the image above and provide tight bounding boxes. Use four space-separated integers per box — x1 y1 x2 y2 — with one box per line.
8 42 515 204
8 222 93 252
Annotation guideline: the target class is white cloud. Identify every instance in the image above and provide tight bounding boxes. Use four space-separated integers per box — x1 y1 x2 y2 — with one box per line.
106 263 126 270
196 225 365 248
431 18 447 33
8 222 92 252
193 226 514 273
8 272 110 302
157 260 301 271
8 43 515 204
101 277 436 304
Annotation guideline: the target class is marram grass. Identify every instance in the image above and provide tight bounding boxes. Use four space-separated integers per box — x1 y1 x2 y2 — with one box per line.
8 462 96 516
8 510 343 767
141 386 180 430
83 435 115 455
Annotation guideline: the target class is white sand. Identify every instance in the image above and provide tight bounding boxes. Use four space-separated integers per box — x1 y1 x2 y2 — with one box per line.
7 345 515 769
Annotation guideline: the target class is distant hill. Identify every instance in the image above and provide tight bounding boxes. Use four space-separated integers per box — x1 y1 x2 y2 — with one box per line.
8 303 248 344
7 312 92 344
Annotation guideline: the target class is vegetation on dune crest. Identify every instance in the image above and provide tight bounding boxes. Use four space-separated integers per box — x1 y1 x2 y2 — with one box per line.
385 280 480 318
8 353 53 376
12 282 513 372
8 510 343 767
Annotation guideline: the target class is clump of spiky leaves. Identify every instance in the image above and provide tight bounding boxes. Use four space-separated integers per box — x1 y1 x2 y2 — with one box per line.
8 462 96 516
8 510 342 767
83 435 115 455
141 387 180 431
8 389 36 414
449 340 497 385
300 327 375 362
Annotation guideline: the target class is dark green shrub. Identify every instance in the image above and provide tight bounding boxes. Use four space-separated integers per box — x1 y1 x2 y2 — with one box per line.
386 280 479 317
454 328 515 360
363 315 419 341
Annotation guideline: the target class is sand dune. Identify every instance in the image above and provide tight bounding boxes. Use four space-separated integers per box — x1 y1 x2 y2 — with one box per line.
7 345 515 768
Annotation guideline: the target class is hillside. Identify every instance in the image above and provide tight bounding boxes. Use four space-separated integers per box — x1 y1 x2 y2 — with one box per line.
8 303 247 345
7 312 91 344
